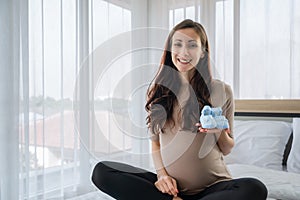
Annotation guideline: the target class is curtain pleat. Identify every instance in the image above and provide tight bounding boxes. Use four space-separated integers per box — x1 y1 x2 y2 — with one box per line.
0 0 20 199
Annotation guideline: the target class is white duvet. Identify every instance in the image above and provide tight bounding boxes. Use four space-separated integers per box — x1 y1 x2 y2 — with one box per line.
227 164 300 200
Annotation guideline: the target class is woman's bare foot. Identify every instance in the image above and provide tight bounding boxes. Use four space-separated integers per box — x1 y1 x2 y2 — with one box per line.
173 196 183 200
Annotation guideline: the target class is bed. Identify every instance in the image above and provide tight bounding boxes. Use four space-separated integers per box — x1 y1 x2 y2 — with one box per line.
225 100 300 200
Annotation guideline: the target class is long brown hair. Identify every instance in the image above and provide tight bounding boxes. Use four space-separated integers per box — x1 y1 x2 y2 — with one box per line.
145 19 213 135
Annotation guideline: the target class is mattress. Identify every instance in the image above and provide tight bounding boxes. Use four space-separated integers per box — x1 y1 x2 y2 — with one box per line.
227 164 300 200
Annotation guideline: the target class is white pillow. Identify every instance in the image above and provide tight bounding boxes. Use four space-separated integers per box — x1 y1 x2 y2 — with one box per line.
224 120 292 170
287 118 300 173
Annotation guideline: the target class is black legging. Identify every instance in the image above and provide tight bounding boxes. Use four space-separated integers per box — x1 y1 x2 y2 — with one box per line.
91 161 268 200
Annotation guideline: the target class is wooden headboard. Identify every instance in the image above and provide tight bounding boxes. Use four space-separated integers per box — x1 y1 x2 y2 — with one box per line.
234 100 300 118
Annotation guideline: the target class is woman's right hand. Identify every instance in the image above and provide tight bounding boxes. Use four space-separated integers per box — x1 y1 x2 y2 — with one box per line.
155 175 179 197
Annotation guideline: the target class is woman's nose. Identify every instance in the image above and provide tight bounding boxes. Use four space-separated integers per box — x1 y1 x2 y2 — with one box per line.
179 46 189 55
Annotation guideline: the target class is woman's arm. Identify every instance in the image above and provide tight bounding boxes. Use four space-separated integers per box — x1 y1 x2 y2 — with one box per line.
152 140 179 196
216 84 235 155
216 129 234 155
196 127 234 155
152 140 168 177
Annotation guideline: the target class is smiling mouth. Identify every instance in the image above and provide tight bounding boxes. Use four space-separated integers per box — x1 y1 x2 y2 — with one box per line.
178 58 192 64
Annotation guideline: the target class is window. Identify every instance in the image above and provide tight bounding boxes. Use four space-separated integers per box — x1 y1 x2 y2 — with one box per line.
169 4 201 30
215 0 234 87
239 0 300 99
20 0 132 198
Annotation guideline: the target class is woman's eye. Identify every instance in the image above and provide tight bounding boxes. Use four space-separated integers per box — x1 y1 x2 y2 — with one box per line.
188 43 198 48
173 43 182 47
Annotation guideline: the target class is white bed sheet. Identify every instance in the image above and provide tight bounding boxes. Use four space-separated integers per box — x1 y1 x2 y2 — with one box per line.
227 164 300 200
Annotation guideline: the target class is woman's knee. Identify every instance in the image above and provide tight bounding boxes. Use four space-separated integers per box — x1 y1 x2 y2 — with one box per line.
244 178 268 199
91 161 112 190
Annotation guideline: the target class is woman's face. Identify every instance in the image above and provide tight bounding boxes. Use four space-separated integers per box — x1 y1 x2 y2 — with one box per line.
171 28 203 74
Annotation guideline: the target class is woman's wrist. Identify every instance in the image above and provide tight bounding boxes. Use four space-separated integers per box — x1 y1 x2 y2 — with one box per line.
223 128 233 139
156 169 168 178
226 131 233 138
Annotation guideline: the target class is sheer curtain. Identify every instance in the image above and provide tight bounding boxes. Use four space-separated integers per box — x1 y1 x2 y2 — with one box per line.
239 0 300 99
17 0 153 199
1 0 299 199
18 0 136 199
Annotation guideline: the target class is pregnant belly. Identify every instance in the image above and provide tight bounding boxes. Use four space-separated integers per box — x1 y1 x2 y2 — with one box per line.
160 131 231 194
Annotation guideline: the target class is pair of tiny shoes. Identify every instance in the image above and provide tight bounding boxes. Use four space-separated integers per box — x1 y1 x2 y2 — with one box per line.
200 105 229 129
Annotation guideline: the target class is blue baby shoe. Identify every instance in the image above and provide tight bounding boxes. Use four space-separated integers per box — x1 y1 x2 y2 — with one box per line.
211 107 222 117
200 105 217 129
211 107 229 129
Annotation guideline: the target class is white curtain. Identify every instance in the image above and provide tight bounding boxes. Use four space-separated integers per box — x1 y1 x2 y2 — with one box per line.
17 0 151 199
0 0 299 199
238 0 300 99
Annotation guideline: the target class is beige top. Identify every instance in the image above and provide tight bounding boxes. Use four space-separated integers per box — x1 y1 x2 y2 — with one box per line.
151 79 234 195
